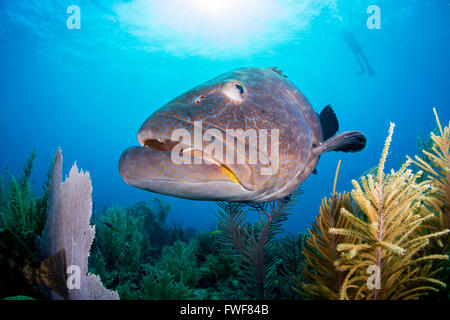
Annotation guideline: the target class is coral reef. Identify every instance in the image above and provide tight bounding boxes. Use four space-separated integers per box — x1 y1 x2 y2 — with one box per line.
141 267 193 300
331 123 448 299
90 199 302 300
270 233 306 299
42 149 118 300
0 228 48 299
409 109 450 253
302 120 449 300
1 110 449 301
216 194 299 299
0 150 50 247
94 206 143 278
88 200 200 299
156 241 200 287
409 108 450 299
301 160 360 299
0 151 53 299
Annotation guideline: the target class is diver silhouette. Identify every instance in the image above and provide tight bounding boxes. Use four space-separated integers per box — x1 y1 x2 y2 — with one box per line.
342 30 375 77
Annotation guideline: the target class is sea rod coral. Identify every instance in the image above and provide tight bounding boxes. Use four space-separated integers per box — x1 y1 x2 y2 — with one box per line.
301 119 449 300
300 160 361 299
409 108 450 254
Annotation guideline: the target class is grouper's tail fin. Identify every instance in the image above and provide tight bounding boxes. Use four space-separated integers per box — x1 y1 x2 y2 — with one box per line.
318 105 367 154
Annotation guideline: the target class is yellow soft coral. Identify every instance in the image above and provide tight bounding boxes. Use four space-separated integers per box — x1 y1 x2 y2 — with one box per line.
301 113 450 300
301 161 361 299
329 122 448 300
408 108 450 253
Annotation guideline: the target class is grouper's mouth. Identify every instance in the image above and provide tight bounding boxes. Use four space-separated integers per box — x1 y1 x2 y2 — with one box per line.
137 127 244 185
119 121 258 200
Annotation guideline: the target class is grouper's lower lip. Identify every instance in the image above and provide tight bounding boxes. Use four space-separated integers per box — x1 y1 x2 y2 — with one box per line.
118 145 250 200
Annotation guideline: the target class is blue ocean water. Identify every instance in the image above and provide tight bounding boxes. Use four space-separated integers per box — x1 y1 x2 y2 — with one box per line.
0 0 448 233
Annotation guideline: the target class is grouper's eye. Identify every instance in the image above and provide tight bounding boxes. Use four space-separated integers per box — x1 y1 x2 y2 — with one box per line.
221 80 246 103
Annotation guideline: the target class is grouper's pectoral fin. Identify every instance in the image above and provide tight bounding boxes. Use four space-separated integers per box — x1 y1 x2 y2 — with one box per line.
315 131 367 155
315 105 367 155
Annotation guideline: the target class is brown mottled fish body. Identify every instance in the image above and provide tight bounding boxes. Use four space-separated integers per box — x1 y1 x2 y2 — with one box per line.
119 67 366 202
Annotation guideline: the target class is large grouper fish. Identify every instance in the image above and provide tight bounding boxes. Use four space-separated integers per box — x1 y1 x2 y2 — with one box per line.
119 67 366 202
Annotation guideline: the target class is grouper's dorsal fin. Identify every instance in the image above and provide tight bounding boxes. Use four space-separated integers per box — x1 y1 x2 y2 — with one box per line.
268 67 287 78
320 105 339 141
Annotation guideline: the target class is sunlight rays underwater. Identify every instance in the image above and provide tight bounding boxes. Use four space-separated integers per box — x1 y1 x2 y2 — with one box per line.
4 0 338 58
